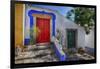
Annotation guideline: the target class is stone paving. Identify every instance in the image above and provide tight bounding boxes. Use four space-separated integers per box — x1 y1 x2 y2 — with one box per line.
15 44 95 64
15 45 59 64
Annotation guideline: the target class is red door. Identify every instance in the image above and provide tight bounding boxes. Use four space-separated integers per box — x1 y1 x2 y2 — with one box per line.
36 18 50 43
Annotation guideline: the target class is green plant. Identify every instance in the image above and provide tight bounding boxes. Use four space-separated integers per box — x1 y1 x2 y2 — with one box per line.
66 7 95 34
30 28 36 45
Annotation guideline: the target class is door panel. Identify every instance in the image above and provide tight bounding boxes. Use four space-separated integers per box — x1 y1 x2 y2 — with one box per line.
67 30 76 48
36 18 50 43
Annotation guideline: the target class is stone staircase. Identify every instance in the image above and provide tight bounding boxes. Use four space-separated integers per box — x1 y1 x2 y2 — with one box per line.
15 45 58 64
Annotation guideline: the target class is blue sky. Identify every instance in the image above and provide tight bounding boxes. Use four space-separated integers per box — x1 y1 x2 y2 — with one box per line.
32 4 73 17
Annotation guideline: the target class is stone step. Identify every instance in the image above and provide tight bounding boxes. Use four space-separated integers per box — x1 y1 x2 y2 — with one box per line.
15 49 53 60
24 45 51 52
15 45 58 64
15 54 58 64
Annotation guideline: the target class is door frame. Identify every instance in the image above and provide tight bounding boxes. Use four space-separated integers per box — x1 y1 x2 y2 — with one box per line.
24 9 56 45
66 29 78 49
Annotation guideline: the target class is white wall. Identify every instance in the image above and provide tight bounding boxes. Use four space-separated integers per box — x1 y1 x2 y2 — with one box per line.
85 29 94 48
55 13 85 48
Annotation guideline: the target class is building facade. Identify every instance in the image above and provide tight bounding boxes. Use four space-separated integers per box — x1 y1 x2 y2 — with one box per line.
15 4 85 50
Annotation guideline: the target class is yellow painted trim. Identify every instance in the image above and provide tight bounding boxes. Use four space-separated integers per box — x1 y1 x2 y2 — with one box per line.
15 4 23 47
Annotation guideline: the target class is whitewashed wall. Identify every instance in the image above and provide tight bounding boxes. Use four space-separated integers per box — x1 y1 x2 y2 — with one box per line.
55 13 85 48
85 29 94 48
25 5 85 48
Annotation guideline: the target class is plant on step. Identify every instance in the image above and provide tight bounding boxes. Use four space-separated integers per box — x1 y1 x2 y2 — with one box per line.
30 28 36 45
67 48 77 56
77 47 85 55
56 29 62 44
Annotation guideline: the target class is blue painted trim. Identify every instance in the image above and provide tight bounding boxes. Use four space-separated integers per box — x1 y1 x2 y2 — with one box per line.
52 17 55 36
24 39 30 45
28 10 56 36
30 17 34 28
24 10 56 45
53 43 66 61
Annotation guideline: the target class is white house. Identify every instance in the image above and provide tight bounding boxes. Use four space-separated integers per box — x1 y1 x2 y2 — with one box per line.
23 4 85 50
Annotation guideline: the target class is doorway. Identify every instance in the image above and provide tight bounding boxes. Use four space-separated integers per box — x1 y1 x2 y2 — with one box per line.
67 29 77 48
36 18 50 43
